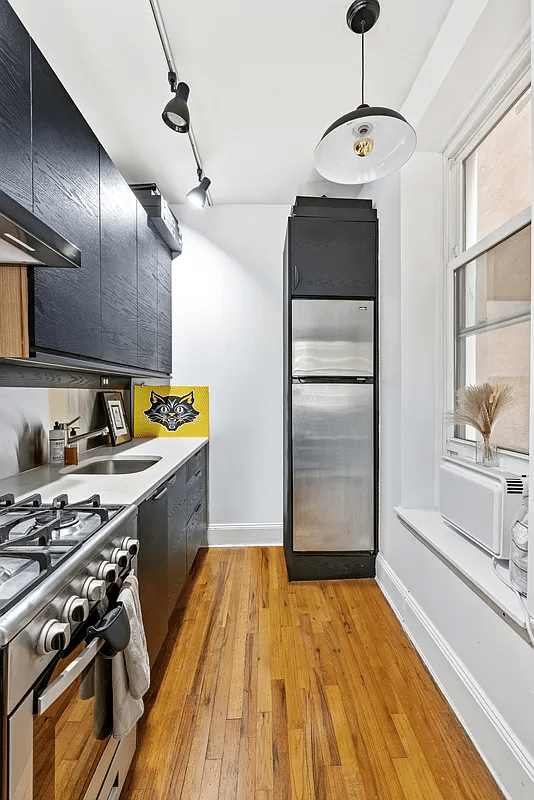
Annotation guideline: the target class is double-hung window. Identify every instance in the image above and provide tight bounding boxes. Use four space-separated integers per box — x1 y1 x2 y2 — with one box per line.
447 82 531 455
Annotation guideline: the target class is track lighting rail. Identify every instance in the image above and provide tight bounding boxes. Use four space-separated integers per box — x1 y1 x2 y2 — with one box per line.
148 0 213 206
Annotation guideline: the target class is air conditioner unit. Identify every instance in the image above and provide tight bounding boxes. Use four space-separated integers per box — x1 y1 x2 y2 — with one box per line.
439 457 527 558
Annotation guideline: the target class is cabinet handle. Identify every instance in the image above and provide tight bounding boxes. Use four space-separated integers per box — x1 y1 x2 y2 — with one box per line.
167 475 177 486
293 265 300 290
152 486 168 502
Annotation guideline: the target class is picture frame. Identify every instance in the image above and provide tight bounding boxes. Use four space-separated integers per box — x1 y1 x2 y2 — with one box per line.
102 391 131 446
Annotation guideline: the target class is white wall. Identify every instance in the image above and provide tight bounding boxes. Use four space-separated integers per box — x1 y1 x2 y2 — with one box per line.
349 4 534 794
170 204 289 544
362 154 534 800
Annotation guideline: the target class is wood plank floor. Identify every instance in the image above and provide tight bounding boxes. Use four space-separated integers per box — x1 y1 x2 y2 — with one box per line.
122 547 505 800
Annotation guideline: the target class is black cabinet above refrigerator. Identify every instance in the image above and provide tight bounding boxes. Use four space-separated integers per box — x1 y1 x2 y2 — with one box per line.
288 197 377 299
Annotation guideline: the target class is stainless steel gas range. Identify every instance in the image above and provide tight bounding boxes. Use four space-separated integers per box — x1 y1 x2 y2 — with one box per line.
0 492 139 800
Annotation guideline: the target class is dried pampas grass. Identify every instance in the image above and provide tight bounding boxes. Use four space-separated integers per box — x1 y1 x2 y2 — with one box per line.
446 381 514 442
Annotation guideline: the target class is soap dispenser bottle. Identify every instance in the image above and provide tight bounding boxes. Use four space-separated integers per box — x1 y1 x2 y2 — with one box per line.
63 425 79 466
49 421 66 465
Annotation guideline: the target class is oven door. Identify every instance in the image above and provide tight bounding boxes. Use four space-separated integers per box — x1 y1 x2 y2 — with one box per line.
8 637 133 800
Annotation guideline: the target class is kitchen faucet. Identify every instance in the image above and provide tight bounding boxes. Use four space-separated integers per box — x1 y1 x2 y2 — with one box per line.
67 416 109 443
58 416 109 444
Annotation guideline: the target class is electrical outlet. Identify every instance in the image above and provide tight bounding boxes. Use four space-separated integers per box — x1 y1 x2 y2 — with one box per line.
100 375 109 387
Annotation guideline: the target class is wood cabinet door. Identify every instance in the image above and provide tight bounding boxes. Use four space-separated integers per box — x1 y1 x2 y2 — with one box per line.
157 239 172 374
100 147 138 367
136 204 159 371
0 0 32 209
289 217 377 298
31 43 102 359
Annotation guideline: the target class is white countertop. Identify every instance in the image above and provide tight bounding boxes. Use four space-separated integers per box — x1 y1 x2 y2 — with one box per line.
0 437 208 507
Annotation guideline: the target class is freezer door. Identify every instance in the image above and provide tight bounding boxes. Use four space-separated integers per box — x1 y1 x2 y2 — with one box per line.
292 299 373 377
292 382 374 552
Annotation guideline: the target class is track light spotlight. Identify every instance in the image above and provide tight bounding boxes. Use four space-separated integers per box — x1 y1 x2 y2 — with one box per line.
186 171 211 209
162 72 190 133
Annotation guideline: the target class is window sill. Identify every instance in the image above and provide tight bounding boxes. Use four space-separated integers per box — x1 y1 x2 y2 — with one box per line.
394 507 528 636
445 439 528 474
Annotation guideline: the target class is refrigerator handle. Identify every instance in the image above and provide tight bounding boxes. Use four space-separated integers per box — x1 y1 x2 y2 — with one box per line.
293 264 300 290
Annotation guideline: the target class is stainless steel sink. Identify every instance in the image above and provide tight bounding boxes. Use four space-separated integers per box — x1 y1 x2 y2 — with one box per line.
67 458 160 475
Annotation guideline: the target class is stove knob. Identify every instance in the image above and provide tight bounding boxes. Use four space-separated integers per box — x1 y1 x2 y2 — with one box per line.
37 620 71 655
62 596 90 624
82 577 106 601
119 537 139 556
96 561 117 583
110 548 129 568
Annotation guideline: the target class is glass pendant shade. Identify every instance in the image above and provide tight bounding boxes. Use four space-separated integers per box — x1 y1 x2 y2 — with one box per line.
162 82 190 133
314 104 416 184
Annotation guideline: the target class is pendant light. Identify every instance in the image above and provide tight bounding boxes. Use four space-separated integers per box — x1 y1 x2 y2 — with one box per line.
162 71 190 133
314 0 416 184
186 169 211 209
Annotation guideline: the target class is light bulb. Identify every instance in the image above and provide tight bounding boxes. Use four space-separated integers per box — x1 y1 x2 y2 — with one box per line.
354 137 374 157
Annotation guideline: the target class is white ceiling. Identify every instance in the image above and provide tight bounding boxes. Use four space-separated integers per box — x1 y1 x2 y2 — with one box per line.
7 0 493 206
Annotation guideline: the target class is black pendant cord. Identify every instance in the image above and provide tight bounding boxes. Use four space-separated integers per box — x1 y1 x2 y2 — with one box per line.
361 20 365 106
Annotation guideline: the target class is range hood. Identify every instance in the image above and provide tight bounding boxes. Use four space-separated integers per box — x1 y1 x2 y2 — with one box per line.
0 188 81 268
130 184 182 257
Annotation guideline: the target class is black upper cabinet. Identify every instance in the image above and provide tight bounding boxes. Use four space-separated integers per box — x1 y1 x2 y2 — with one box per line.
137 203 159 371
31 43 102 359
157 238 172 374
0 3 173 373
289 216 377 298
0 0 31 209
100 147 138 367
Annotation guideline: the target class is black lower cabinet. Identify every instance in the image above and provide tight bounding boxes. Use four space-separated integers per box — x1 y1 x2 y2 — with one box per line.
136 483 169 667
186 496 208 573
183 447 208 574
137 445 208 666
167 466 188 619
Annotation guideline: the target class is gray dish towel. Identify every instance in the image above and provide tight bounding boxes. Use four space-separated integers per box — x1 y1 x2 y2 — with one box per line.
111 574 151 739
79 575 150 740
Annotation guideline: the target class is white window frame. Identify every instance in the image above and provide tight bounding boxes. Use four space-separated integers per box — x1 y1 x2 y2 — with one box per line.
443 53 531 473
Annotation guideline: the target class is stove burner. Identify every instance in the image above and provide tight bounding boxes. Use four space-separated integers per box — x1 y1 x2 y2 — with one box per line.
34 510 80 529
0 492 124 616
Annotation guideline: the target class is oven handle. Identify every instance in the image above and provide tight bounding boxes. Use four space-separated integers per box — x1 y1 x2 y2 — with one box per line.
35 637 104 715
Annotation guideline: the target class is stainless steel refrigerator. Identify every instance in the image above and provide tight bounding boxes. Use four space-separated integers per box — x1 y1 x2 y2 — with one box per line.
291 299 375 556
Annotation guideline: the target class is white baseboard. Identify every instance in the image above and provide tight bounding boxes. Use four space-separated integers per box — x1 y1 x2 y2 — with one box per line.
207 523 283 547
376 554 534 800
